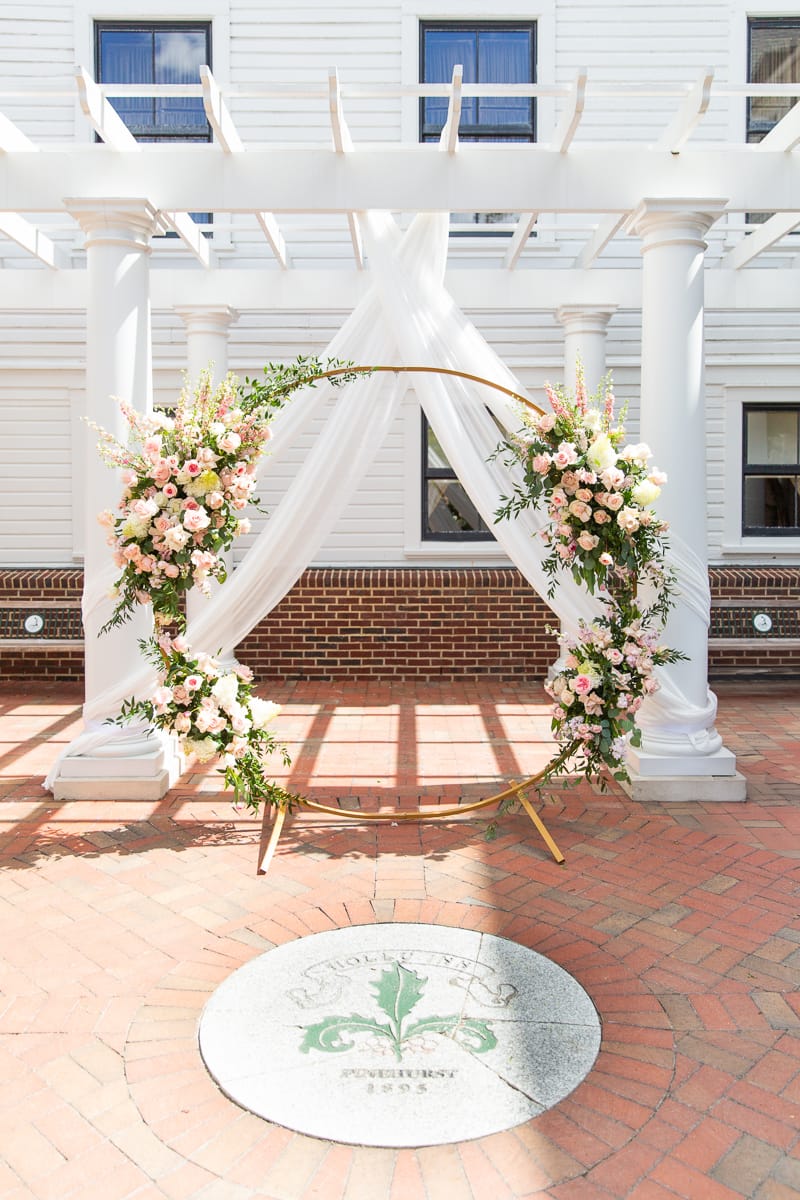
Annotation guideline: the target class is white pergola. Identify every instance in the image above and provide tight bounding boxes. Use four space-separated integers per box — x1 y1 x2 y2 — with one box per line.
3 66 798 801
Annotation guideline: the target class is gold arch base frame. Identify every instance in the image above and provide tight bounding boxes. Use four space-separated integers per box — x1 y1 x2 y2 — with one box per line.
257 771 565 876
254 363 564 875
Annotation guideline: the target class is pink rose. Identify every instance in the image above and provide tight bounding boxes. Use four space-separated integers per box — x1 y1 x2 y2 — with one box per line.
183 507 211 532
184 674 203 691
532 454 551 474
573 674 595 696
171 635 189 653
183 460 202 477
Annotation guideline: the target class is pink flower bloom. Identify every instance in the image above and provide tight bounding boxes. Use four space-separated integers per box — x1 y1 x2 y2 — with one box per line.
184 460 202 477
172 635 189 653
531 454 551 474
162 482 178 498
183 507 211 532
573 674 595 696
537 411 557 433
606 647 623 664
599 551 614 566
184 674 203 691
577 531 599 551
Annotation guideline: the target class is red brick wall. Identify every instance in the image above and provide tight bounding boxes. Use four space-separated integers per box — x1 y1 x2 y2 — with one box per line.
1 565 798 683
236 568 557 681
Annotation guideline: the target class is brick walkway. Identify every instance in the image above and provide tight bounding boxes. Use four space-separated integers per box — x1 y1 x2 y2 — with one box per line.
1 679 799 1200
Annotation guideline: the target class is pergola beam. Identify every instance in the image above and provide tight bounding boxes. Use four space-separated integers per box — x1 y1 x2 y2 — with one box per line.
159 211 214 267
551 69 587 153
0 267 797 312
659 68 714 153
255 211 290 269
4 145 795 212
573 212 629 269
721 211 800 269
440 65 463 155
0 213 64 268
328 67 363 269
504 212 539 269
757 100 800 152
0 112 37 153
75 66 139 152
200 65 243 154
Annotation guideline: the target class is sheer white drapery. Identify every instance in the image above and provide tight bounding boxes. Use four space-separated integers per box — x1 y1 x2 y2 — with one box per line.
45 208 715 790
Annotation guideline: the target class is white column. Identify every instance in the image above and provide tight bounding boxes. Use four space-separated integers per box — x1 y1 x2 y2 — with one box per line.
551 307 617 676
176 306 240 650
627 198 744 800
52 199 181 800
556 306 616 396
175 304 239 387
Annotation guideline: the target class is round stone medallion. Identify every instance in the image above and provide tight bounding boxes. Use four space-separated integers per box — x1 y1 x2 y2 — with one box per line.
199 923 601 1147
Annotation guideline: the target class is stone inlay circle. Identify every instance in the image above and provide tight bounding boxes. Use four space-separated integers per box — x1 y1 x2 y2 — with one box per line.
199 923 601 1148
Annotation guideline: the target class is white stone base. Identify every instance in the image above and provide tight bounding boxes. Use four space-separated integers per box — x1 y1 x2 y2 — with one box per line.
52 767 174 802
622 771 748 803
628 744 737 778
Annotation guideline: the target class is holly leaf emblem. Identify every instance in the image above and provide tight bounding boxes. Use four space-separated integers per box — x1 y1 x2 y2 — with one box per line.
372 963 426 1026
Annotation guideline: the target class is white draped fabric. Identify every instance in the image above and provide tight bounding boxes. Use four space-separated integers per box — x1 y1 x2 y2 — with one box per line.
45 209 715 790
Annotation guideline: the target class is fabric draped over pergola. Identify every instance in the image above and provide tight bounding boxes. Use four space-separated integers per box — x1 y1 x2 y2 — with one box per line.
45 209 716 791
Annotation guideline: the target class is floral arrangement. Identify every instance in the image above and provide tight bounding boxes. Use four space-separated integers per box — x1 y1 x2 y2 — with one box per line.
115 634 293 812
544 611 680 786
495 370 674 622
96 357 361 632
96 356 362 811
495 368 685 793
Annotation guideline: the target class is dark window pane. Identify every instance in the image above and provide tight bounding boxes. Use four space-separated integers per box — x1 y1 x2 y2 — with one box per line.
426 425 451 470
154 29 208 133
744 476 800 530
749 21 800 136
97 24 209 139
421 24 534 139
426 481 487 535
746 408 799 465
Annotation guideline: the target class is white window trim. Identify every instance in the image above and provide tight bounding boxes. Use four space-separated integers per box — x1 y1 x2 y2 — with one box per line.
402 391 511 563
74 0 231 145
719 384 800 559
400 1 556 145
728 3 800 144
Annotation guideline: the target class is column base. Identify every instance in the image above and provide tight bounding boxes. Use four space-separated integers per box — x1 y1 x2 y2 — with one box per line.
621 771 748 803
50 736 184 802
52 767 174 802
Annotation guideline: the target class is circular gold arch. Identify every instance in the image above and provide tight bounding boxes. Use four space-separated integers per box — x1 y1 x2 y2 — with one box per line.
257 364 566 874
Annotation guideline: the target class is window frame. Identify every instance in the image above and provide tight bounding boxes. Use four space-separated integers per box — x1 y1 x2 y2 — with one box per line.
418 20 537 144
746 16 800 143
420 410 496 543
741 402 800 538
94 20 213 142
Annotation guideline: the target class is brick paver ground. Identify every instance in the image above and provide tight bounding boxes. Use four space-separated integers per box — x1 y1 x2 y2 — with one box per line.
1 678 799 1200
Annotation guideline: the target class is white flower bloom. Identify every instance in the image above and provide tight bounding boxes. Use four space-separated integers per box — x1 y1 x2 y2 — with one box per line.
211 672 241 714
586 433 617 473
249 697 282 729
631 479 661 507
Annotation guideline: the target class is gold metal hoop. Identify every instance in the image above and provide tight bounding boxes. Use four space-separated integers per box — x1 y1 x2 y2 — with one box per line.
255 364 563 875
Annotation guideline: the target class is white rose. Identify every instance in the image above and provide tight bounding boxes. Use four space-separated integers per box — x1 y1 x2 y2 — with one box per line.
586 433 617 473
249 697 282 729
631 479 661 507
211 672 241 714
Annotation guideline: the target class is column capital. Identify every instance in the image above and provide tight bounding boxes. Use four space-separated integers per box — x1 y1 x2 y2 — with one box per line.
629 198 728 252
175 305 240 336
64 198 159 252
555 305 617 336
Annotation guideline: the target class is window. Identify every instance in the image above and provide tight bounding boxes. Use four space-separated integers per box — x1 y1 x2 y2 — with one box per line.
420 22 535 227
742 405 800 536
747 19 800 143
95 22 212 228
421 413 493 541
747 19 800 225
416 22 533 544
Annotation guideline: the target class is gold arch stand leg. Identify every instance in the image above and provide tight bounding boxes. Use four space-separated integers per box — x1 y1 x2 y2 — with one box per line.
254 768 567 876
